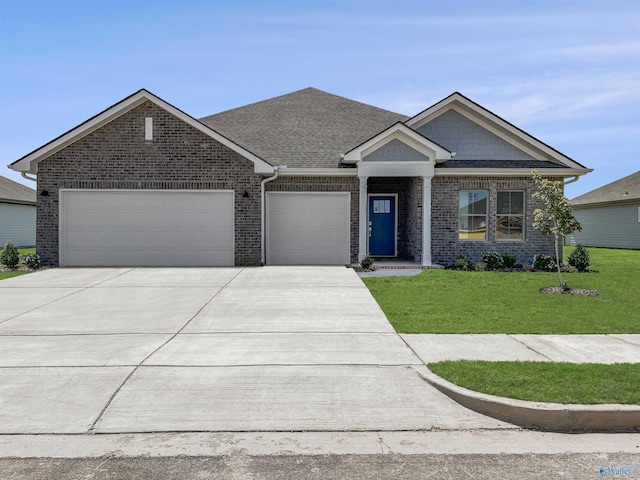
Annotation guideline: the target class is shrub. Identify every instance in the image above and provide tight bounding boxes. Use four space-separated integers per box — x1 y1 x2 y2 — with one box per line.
533 254 556 272
481 251 504 271
455 255 473 271
1 242 20 269
473 262 487 271
502 253 517 269
360 255 375 270
21 253 41 270
568 244 590 272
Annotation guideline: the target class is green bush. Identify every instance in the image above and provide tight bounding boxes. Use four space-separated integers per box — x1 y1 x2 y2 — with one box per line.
473 262 487 271
533 254 556 272
360 255 375 270
1 242 20 269
481 251 504 271
502 253 517 269
455 255 473 271
568 244 590 272
21 253 41 270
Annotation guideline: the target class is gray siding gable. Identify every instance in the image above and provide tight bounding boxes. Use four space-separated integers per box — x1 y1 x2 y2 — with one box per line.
416 109 536 161
363 138 429 162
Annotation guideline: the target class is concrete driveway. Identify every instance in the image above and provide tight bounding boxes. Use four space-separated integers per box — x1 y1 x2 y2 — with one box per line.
0 267 510 434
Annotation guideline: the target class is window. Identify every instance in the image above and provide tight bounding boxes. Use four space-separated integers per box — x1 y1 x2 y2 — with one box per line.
496 191 524 240
459 191 487 240
373 199 391 214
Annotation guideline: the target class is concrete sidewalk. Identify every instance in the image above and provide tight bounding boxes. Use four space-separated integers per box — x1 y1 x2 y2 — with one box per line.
402 334 640 364
0 267 510 435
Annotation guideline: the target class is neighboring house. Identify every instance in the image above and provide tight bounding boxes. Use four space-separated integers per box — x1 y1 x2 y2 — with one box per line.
0 175 37 248
8 88 591 267
566 171 640 249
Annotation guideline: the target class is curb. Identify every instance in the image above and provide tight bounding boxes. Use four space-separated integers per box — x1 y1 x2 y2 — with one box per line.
418 367 640 433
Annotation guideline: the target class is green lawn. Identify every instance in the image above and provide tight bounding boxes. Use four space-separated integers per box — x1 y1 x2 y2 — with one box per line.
363 247 640 334
0 247 37 281
428 360 640 405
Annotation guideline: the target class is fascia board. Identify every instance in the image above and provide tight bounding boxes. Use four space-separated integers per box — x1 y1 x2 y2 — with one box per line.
279 168 357 177
10 89 274 175
10 93 148 173
434 167 593 177
408 93 585 170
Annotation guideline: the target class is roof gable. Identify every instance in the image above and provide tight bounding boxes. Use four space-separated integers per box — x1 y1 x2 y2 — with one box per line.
10 89 274 175
406 92 587 170
343 122 452 163
200 88 408 168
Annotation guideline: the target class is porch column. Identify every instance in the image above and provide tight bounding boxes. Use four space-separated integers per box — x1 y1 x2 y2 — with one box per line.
358 175 368 261
422 175 433 266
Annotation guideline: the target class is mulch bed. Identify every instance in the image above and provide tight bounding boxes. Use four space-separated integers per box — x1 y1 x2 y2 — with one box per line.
539 287 599 296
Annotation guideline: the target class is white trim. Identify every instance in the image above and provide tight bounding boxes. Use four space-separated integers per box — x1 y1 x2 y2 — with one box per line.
343 122 452 163
58 189 235 267
358 176 368 262
278 168 357 177
144 117 153 140
434 168 591 177
406 93 588 171
422 176 432 266
495 190 526 242
367 193 398 257
358 161 435 178
265 191 351 266
11 89 275 175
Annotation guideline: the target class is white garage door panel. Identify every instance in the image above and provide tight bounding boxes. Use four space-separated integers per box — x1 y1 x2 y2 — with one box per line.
61 190 234 267
267 192 350 265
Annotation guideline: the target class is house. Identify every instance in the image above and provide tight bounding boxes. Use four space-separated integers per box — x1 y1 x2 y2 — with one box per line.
565 171 640 249
7 88 591 267
0 175 36 248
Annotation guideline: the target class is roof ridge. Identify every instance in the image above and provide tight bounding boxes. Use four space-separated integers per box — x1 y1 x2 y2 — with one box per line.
199 87 407 121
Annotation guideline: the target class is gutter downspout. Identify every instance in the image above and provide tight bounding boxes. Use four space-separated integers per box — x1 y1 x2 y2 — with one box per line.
260 166 282 266
564 176 579 185
21 172 37 182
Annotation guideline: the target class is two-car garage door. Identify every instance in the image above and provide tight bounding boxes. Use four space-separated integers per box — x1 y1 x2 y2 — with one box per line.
60 190 234 267
59 190 351 267
266 192 351 265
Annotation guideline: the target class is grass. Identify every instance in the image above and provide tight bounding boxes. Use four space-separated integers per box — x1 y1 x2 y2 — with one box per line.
363 247 640 334
0 247 37 281
428 360 640 405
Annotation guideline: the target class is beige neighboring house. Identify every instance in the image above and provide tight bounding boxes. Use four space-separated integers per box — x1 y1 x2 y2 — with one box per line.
566 170 640 249
0 175 36 248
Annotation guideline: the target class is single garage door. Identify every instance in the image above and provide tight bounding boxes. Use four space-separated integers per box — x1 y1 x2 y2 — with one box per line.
267 192 350 265
60 190 234 267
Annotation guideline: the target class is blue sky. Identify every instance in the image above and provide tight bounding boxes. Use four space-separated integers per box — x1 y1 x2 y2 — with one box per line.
1 0 638 198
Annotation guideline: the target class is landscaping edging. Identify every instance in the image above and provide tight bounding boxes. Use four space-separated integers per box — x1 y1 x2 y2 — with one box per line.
419 366 640 433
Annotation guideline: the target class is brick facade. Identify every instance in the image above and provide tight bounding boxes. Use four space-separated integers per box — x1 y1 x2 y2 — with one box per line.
36 101 263 266
431 175 557 265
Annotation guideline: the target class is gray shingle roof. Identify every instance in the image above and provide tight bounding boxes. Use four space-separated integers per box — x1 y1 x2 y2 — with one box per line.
199 88 408 168
571 170 640 206
436 160 566 169
0 175 36 205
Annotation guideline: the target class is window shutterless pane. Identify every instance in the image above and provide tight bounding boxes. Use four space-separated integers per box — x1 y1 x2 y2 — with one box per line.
497 192 510 214
510 192 524 214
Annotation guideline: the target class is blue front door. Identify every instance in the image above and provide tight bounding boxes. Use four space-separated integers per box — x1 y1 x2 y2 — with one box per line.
368 195 396 256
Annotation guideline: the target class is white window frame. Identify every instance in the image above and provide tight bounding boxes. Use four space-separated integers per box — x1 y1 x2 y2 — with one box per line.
496 190 525 242
459 190 488 241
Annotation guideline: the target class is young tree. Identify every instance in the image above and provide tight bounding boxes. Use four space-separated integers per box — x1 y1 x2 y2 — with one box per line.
531 170 582 288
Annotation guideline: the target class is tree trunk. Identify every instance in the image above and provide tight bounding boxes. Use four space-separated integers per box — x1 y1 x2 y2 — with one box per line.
554 235 562 287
